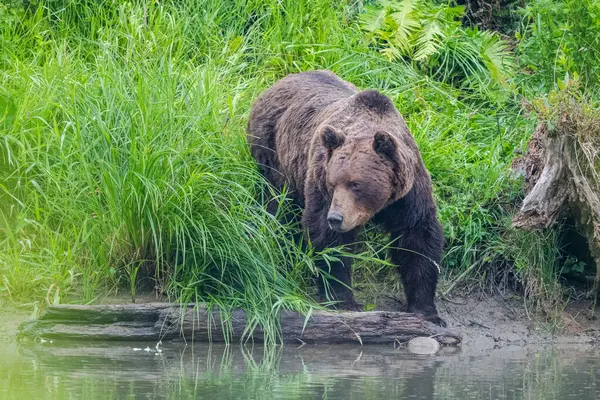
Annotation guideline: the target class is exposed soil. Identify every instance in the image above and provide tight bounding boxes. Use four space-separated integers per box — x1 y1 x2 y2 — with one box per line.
367 288 600 352
438 292 600 351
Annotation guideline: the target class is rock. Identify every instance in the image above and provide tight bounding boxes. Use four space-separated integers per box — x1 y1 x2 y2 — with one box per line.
407 336 441 355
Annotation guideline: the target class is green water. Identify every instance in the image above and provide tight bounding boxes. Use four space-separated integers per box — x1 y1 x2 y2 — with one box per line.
2 339 600 399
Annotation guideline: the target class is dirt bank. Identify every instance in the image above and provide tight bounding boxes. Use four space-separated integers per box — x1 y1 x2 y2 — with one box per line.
436 292 600 352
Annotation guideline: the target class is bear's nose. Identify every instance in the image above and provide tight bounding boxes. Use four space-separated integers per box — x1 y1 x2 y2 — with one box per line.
327 213 344 231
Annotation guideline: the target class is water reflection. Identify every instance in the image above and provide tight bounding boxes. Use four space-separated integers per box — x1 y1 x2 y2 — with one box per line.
1 341 600 399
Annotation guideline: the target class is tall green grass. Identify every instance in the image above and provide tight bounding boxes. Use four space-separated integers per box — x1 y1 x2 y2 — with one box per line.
0 1 336 336
0 0 580 331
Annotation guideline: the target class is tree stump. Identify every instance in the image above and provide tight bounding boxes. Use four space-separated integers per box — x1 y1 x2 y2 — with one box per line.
17 303 462 346
512 92 600 295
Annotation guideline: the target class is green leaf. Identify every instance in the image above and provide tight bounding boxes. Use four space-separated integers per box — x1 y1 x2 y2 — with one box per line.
480 31 514 83
414 20 443 61
389 0 421 54
381 46 401 61
301 307 313 336
361 3 390 33
558 79 567 90
53 287 60 305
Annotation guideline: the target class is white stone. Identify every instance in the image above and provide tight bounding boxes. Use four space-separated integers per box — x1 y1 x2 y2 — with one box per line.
407 336 440 355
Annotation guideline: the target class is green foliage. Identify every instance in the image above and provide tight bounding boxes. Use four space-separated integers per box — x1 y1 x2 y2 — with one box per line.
517 0 600 92
361 0 462 61
1 0 341 342
502 228 564 313
361 0 514 97
1 0 597 331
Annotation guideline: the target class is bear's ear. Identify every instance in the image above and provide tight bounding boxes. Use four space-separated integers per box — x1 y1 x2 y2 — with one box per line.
373 131 397 158
321 126 345 150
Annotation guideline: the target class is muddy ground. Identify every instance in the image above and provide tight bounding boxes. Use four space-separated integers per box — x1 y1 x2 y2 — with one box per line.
436 292 600 351
368 288 600 351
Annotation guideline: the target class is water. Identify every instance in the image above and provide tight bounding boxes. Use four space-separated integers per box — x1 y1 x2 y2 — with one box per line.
2 339 600 399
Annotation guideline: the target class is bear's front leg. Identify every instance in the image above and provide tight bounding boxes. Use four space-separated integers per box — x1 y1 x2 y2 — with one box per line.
315 251 362 312
389 216 446 327
302 197 362 311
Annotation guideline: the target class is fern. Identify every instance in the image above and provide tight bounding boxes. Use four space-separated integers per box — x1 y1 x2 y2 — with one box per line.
414 19 442 61
360 0 514 97
380 46 401 61
480 31 514 83
388 0 420 54
361 2 390 33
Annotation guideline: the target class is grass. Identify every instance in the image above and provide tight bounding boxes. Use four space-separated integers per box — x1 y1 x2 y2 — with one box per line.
0 0 593 337
1 0 328 341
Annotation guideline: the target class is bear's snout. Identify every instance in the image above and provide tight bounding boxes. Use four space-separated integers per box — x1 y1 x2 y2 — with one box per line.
327 212 344 231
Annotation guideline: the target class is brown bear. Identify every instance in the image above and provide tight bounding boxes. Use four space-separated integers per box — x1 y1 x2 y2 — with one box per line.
247 70 445 326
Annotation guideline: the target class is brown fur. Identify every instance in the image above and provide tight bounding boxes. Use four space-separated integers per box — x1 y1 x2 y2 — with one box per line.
247 70 445 326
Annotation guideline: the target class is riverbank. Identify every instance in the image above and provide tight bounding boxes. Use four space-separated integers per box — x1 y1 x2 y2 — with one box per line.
4 292 599 352
436 293 600 351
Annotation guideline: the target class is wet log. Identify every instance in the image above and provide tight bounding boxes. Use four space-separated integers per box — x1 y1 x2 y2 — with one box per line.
512 96 600 295
18 303 461 346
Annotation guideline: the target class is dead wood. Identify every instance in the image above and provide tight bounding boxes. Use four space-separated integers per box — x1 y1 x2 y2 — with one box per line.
17 303 462 346
512 93 600 295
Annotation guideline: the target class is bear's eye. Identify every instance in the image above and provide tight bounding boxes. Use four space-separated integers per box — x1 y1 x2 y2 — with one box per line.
349 182 361 191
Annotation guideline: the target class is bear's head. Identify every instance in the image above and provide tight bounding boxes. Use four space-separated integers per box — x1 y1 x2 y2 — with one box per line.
322 126 414 232
320 122 416 233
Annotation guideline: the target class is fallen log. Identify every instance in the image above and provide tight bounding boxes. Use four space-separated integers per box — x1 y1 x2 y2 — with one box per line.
18 303 461 346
